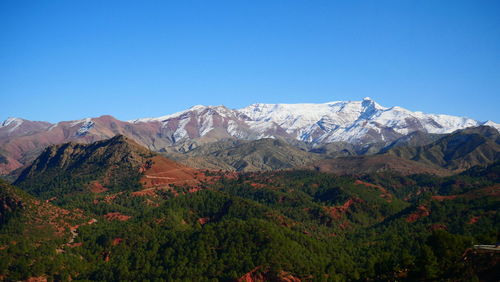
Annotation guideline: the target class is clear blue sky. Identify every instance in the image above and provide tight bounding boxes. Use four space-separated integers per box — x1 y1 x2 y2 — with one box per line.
1 0 499 123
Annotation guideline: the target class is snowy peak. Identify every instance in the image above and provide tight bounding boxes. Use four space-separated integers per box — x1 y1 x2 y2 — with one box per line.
125 98 497 145
481 120 500 131
1 117 23 128
3 99 497 150
0 117 52 137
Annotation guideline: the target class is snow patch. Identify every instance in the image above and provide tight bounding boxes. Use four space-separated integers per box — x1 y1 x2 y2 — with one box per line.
1 117 24 133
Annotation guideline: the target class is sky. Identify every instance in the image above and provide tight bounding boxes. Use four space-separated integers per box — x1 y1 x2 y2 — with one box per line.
1 0 499 123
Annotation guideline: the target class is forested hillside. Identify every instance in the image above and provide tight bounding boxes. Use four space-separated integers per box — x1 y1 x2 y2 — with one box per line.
2 157 498 280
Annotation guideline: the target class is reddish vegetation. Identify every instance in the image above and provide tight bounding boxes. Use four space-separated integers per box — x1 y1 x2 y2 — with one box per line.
89 181 108 193
112 238 123 246
406 205 430 223
238 266 301 282
104 212 131 221
198 217 209 225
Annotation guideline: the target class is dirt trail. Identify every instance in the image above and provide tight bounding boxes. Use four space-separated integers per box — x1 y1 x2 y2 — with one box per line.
57 218 97 252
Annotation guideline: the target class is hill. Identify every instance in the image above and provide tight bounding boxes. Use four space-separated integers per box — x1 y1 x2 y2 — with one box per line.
383 126 500 171
2 158 499 280
0 180 89 280
14 135 202 200
167 138 322 171
311 155 453 176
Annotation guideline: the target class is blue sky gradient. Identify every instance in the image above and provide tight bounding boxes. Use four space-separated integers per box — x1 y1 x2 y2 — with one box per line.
1 0 499 123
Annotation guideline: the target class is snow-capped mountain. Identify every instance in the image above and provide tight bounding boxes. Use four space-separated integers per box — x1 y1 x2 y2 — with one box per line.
1 98 499 175
130 97 499 145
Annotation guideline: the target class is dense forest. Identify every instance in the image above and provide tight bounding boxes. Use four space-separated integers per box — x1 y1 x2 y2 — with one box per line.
1 160 499 281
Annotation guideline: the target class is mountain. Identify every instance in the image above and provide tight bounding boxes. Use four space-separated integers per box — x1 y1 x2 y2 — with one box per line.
166 138 322 171
1 99 499 175
312 155 453 176
380 130 445 152
383 126 500 171
133 98 499 145
14 135 201 199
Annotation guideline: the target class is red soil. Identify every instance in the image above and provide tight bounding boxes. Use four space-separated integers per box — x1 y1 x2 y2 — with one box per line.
468 216 481 224
406 205 430 223
44 197 57 203
323 198 362 219
26 277 47 282
140 155 202 188
67 242 83 248
249 182 267 189
112 238 123 246
188 187 201 193
432 195 458 201
104 212 131 221
340 221 350 230
131 189 157 197
238 266 301 282
89 181 108 193
432 184 500 202
198 217 209 225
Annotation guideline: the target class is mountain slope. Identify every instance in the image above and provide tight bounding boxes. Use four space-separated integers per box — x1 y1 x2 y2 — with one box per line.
383 126 500 171
167 138 322 171
0 179 89 280
2 154 499 280
14 135 201 199
311 155 452 176
1 99 499 175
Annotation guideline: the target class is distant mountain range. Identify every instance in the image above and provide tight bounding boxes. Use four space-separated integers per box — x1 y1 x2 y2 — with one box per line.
1 98 499 174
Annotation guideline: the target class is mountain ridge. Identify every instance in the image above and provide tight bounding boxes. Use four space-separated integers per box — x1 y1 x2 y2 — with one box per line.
1 99 499 175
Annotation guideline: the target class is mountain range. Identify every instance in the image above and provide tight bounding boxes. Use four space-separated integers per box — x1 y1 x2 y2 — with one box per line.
1 98 499 176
